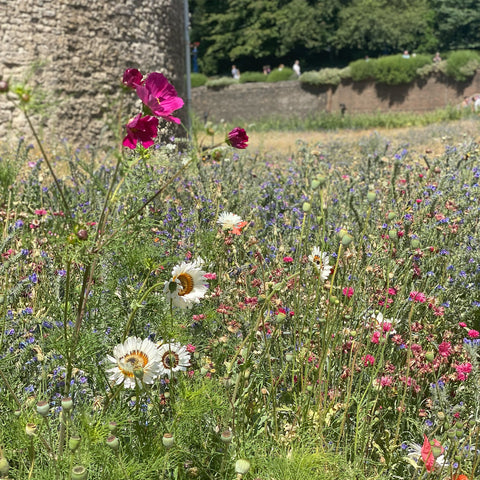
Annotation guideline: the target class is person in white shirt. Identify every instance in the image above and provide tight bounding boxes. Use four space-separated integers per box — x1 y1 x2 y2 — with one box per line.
293 60 301 77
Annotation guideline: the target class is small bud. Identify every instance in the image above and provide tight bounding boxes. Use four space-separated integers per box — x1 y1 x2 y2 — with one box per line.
76 229 88 241
341 233 353 246
0 456 9 476
106 435 119 451
36 400 50 417
431 445 442 458
411 239 420 249
437 411 446 422
447 429 456 440
69 435 81 452
387 212 396 221
285 352 294 362
302 202 311 213
316 175 327 187
71 465 88 480
425 351 435 362
454 454 462 462
366 191 376 203
311 179 320 190
25 422 37 436
261 388 268 395
456 428 464 438
220 430 233 444
388 229 398 241
162 433 174 449
14 409 21 417
62 397 73 411
108 421 118 434
235 459 251 475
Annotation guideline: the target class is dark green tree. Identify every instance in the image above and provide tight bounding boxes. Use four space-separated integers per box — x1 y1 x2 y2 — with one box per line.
431 0 480 50
333 0 437 55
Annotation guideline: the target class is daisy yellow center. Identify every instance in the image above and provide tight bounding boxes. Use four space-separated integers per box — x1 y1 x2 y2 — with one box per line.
173 272 194 296
118 351 149 377
161 350 179 369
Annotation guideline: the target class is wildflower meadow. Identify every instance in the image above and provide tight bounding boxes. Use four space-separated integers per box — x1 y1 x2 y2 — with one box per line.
0 69 479 480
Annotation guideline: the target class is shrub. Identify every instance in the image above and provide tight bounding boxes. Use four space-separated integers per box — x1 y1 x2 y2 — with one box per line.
349 58 378 81
445 50 480 81
239 71 267 83
190 73 208 88
299 68 346 86
374 54 432 85
205 77 238 88
416 60 447 78
266 67 295 82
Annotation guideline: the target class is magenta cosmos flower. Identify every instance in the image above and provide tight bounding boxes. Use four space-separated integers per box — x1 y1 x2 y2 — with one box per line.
123 113 159 149
135 72 184 124
226 127 248 149
123 68 144 89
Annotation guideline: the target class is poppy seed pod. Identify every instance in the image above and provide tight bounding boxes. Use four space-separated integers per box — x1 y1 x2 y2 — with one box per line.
25 423 37 436
311 179 320 190
235 459 251 475
220 430 233 444
366 191 377 203
69 435 81 452
302 202 312 213
341 233 353 246
36 400 50 417
108 421 118 434
0 456 9 476
62 397 73 411
162 433 174 449
106 435 119 451
71 465 88 480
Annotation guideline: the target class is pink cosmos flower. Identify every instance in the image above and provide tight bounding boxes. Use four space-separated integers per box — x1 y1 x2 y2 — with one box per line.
468 329 479 338
371 331 380 344
363 354 375 366
123 114 159 149
438 341 452 357
409 291 426 303
123 68 144 89
283 256 294 263
342 287 354 298
136 72 184 124
226 127 249 149
459 322 467 327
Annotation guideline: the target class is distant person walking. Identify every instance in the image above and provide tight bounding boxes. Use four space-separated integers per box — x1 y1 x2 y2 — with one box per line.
231 65 240 79
293 60 301 77
433 52 442 63
402 50 410 59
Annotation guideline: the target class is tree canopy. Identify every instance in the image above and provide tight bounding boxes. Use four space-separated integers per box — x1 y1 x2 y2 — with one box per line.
189 0 480 75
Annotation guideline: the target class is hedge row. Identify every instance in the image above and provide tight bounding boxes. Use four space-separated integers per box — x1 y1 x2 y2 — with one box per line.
191 50 480 88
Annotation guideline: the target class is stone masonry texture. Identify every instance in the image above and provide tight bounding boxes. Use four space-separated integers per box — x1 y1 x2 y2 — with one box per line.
0 0 186 147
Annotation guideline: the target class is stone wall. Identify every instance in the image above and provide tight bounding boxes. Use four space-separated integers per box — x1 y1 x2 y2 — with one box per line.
0 0 185 146
192 72 480 124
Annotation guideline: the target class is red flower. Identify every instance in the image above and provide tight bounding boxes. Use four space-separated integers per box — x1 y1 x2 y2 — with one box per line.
226 127 249 149
342 287 354 298
123 68 144 89
409 291 426 303
136 72 184 124
421 435 443 472
123 114 159 149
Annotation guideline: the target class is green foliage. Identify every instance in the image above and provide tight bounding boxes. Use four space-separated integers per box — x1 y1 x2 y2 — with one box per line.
445 50 480 81
299 67 350 87
205 77 238 88
190 73 208 88
374 54 432 85
416 59 448 78
266 67 295 82
349 58 378 81
246 106 467 131
239 71 268 83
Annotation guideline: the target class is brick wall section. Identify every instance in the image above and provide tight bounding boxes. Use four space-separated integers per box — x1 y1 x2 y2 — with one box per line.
0 0 185 146
192 72 480 123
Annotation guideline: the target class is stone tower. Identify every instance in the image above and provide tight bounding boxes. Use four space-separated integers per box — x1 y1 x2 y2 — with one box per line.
0 0 186 147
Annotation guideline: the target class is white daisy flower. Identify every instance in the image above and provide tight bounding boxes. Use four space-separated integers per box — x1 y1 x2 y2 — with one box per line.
217 212 243 230
157 341 191 377
106 336 161 389
164 261 208 309
308 247 331 281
